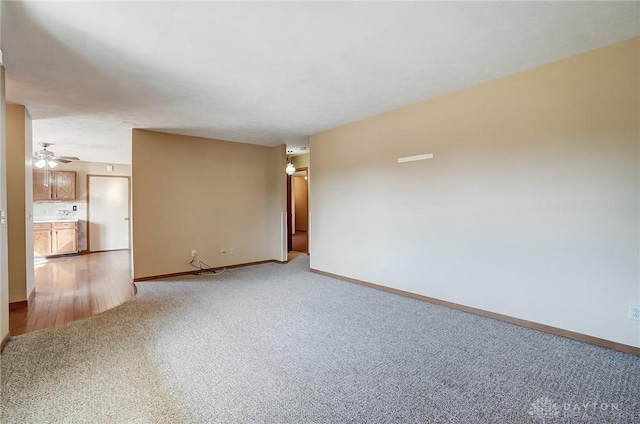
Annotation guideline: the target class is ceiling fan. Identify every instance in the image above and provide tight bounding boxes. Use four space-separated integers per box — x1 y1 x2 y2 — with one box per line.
33 143 80 169
33 143 80 187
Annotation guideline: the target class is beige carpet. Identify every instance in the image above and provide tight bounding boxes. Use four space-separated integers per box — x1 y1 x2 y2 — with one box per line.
1 255 639 423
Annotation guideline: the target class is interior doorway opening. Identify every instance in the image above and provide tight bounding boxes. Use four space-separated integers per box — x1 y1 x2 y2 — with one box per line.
288 167 308 254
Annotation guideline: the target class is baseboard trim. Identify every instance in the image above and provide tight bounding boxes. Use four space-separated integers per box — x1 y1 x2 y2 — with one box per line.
89 248 130 254
0 331 9 352
9 300 28 311
310 268 640 357
27 287 35 305
134 259 286 282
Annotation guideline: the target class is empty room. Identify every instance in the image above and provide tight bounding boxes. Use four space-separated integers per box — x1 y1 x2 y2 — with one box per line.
0 2 639 423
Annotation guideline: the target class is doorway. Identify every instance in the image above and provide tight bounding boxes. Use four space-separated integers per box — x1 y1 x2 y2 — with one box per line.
289 168 308 253
87 175 130 252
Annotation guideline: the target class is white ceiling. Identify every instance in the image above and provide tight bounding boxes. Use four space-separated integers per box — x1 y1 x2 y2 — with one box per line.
3 1 639 164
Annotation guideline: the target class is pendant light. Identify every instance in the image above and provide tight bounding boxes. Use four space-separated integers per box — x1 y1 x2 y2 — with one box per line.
285 157 296 175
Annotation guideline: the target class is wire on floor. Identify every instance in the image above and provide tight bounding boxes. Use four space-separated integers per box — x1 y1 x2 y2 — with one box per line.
190 256 226 276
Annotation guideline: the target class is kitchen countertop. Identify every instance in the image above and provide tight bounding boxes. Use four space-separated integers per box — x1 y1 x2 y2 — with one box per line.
33 218 79 223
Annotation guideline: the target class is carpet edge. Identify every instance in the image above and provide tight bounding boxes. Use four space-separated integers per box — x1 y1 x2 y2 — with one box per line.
310 268 640 357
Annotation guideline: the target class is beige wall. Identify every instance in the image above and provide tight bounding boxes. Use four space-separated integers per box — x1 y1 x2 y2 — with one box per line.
53 161 131 202
292 153 309 170
292 154 310 235
310 37 640 347
294 176 308 231
0 66 9 341
6 104 33 304
132 129 286 280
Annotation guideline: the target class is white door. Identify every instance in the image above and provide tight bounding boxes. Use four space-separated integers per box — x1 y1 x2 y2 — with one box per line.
89 176 130 251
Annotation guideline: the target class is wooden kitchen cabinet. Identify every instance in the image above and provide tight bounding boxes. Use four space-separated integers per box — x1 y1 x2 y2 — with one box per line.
33 223 53 256
54 171 76 200
33 221 78 256
33 171 52 201
33 170 77 201
53 222 78 254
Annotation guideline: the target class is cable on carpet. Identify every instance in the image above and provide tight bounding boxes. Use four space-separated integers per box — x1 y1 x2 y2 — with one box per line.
190 257 226 275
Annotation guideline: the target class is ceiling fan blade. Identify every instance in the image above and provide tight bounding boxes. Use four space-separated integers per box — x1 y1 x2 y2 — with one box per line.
58 156 80 161
52 158 72 164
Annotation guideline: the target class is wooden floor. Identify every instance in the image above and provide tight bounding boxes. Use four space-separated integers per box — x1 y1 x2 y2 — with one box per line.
9 250 135 336
292 230 308 253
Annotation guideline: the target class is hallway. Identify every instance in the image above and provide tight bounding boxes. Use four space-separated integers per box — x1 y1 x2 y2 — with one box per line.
292 230 308 253
9 250 135 336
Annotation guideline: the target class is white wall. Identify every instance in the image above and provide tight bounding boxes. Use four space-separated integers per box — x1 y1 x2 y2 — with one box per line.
310 38 640 348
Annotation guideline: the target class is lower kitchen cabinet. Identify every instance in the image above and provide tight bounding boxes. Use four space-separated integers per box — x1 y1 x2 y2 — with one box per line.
33 222 78 256
34 224 53 256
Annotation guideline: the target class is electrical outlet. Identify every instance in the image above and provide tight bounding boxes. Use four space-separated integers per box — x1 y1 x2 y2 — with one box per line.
220 249 227 256
230 248 235 255
630 305 640 321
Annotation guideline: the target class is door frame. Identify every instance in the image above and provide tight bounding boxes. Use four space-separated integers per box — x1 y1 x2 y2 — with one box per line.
286 174 292 252
288 167 309 253
86 174 132 253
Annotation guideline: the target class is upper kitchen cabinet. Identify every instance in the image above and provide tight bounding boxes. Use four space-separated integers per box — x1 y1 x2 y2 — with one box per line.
33 171 50 201
54 171 77 200
33 170 77 201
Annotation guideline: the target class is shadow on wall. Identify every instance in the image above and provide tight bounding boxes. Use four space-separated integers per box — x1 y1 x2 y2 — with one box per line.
2 2 177 118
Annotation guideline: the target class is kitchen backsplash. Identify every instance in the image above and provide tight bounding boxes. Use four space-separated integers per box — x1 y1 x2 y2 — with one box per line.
33 201 88 251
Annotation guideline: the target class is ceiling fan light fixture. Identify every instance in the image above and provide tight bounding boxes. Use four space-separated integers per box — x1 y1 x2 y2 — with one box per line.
32 143 80 173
